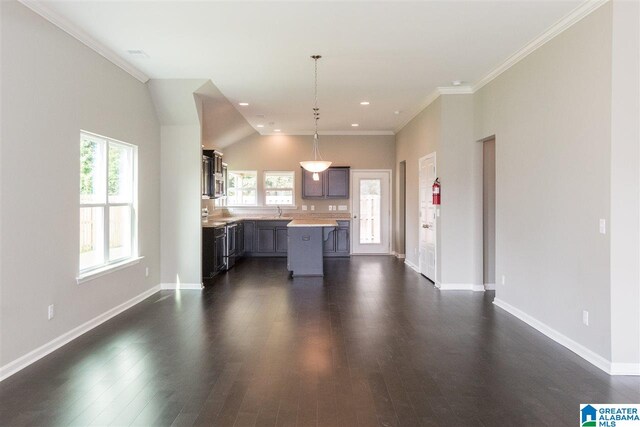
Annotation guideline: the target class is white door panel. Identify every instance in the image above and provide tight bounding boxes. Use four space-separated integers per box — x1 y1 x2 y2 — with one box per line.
352 170 391 254
419 155 436 281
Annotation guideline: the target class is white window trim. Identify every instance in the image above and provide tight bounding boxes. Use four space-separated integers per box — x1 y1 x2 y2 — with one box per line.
79 131 139 280
227 170 258 207
264 170 295 207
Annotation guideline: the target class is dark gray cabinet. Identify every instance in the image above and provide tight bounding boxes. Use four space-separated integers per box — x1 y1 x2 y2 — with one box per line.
203 226 227 278
323 220 350 257
301 166 350 199
247 220 291 257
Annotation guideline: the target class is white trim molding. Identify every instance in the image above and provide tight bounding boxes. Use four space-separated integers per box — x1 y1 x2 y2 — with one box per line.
437 283 485 292
394 0 610 134
0 285 161 382
494 298 640 376
404 259 420 273
17 0 149 83
160 283 203 290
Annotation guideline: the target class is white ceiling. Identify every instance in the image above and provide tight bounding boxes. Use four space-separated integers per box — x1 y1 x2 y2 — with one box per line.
34 0 583 135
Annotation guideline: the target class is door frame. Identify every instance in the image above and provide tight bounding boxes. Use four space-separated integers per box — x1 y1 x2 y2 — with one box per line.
350 169 393 255
418 153 437 281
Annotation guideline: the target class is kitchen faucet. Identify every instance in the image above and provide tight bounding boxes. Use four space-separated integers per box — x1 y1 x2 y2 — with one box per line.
277 206 282 218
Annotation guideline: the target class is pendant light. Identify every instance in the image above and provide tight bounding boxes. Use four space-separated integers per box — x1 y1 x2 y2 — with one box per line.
300 54 331 179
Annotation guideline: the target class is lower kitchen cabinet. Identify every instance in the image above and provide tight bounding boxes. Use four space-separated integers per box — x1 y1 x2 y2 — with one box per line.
203 226 227 279
323 220 350 257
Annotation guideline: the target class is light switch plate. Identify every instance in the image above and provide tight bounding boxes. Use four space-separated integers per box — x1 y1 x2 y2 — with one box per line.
311 205 315 211
328 206 333 211
338 205 347 211
599 219 606 234
583 310 589 326
302 205 307 211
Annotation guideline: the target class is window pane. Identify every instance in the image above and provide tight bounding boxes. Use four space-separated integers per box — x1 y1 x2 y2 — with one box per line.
228 188 257 206
80 207 104 270
265 172 294 189
265 190 293 206
108 143 134 203
109 206 132 261
359 179 381 244
80 136 106 204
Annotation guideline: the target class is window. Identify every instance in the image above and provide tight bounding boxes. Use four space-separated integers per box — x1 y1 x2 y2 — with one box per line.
227 171 257 206
80 132 137 274
264 171 295 206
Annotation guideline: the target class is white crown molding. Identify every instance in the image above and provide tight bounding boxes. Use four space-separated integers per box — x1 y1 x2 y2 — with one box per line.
18 0 150 83
0 285 161 382
472 0 609 93
259 130 395 136
494 298 639 376
395 0 610 134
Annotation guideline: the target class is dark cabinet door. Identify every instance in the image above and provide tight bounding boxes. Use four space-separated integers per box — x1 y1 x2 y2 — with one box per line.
325 167 350 199
244 221 255 253
202 228 216 278
323 228 336 253
336 227 350 253
275 228 288 253
257 228 276 252
237 223 244 256
301 168 325 198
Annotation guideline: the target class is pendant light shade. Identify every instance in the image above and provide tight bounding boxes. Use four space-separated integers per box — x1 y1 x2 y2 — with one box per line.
300 55 331 173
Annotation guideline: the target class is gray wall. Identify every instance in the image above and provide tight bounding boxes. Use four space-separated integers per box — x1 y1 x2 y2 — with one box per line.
395 98 441 270
609 0 640 366
474 3 613 359
220 133 396 216
1 1 160 366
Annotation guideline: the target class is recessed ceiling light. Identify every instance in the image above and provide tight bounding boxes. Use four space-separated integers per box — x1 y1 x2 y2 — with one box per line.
452 80 463 86
238 102 249 106
256 124 264 128
274 129 281 132
360 101 370 106
351 123 359 127
394 110 401 115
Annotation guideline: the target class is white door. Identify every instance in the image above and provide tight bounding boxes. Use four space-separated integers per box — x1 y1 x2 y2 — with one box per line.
351 170 391 254
419 154 436 281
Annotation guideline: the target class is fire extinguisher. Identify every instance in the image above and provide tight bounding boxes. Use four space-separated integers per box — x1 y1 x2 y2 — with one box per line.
432 178 441 205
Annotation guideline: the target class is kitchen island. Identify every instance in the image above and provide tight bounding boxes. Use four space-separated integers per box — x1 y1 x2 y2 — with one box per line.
287 219 338 277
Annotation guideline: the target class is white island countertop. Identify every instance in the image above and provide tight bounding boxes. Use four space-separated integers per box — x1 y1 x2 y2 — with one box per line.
287 219 338 228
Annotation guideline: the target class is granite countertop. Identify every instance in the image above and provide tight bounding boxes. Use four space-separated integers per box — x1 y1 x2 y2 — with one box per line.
287 219 338 228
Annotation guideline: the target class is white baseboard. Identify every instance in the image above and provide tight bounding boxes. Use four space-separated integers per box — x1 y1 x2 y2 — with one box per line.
160 283 203 290
437 283 485 292
0 284 162 382
404 259 419 273
493 298 639 376
395 253 406 259
484 283 496 290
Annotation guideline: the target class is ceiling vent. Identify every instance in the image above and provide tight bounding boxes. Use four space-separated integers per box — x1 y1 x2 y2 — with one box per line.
126 50 149 58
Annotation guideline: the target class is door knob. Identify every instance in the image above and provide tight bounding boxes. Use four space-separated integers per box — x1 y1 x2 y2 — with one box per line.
422 224 430 228
354 215 357 219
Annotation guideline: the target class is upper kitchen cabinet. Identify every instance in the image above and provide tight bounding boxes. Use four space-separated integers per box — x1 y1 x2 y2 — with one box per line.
202 150 225 199
301 166 350 199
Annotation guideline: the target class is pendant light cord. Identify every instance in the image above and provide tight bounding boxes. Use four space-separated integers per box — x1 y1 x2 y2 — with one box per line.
311 55 323 161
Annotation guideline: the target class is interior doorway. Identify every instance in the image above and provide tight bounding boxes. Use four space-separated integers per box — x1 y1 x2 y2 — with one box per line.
483 138 496 289
419 153 436 282
351 170 392 254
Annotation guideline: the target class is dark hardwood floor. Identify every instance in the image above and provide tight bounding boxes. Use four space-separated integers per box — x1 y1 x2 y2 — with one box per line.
1 256 638 426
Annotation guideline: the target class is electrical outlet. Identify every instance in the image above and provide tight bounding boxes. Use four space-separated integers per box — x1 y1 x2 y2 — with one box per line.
501 275 506 285
436 209 440 217
48 304 55 320
145 267 149 277
599 219 606 234
311 205 315 211
328 206 333 211
338 205 347 211
583 310 589 326
302 205 307 211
